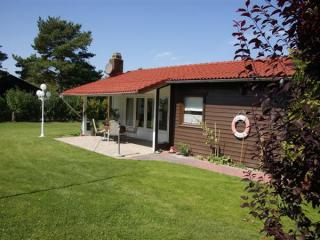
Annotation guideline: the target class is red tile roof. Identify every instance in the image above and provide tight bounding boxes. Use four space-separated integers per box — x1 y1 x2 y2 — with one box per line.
62 58 294 96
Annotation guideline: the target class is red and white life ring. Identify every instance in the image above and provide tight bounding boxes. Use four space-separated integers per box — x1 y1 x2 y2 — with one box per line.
231 114 250 139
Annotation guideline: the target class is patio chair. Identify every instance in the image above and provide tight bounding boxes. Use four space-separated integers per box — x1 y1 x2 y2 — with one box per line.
92 119 107 139
107 120 126 142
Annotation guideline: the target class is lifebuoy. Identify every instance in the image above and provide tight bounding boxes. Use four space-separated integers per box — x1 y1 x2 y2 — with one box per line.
231 114 250 139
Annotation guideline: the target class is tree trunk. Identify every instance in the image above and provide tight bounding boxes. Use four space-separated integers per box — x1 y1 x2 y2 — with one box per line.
11 111 15 122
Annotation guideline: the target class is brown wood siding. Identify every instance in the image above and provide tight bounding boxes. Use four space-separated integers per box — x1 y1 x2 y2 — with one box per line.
171 83 262 168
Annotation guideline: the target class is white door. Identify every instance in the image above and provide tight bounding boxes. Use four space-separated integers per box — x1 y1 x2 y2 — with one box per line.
158 86 170 143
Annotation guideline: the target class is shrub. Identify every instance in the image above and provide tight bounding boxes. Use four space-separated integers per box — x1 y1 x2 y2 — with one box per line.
109 108 120 121
177 142 191 156
201 121 236 166
201 121 221 157
3 89 111 122
208 155 233 165
86 97 109 121
0 96 10 121
5 89 40 121
45 93 81 121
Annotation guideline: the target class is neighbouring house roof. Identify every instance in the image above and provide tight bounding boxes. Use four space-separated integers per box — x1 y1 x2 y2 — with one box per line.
0 70 39 96
62 58 294 96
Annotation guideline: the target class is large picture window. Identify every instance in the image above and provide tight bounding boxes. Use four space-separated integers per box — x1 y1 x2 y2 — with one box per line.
125 98 134 126
183 97 203 125
146 98 154 129
136 98 145 127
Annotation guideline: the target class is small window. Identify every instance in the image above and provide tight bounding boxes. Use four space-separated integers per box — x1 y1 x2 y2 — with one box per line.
136 98 145 127
183 97 203 125
146 98 154 129
126 98 134 126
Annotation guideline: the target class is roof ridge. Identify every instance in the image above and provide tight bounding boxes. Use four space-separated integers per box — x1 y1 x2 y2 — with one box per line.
97 56 291 81
123 57 289 73
126 59 244 72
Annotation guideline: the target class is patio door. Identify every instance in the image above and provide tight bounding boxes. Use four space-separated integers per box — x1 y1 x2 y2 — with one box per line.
158 86 170 143
120 86 170 143
135 98 145 128
146 98 154 129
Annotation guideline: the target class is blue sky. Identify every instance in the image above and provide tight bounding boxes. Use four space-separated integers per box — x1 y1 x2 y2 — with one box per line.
1 0 244 75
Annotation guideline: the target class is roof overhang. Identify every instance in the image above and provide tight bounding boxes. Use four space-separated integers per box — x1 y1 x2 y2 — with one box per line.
61 91 138 97
61 76 290 97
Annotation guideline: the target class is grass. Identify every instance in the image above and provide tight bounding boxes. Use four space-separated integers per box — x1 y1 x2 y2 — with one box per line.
0 122 263 239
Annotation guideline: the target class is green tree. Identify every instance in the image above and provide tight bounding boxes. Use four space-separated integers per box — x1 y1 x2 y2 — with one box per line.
14 17 102 92
0 45 8 69
5 89 40 121
234 0 320 239
0 96 10 121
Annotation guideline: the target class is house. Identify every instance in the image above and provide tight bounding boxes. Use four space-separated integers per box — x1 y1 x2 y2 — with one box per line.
0 70 39 96
62 53 294 168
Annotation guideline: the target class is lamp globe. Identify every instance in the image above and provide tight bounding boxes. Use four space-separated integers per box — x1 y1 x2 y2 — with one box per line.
40 83 47 91
36 90 42 97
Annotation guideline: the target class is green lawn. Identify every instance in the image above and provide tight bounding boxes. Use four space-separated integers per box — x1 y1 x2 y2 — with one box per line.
0 122 262 239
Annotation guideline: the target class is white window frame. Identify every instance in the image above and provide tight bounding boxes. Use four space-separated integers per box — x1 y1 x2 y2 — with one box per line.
183 96 203 125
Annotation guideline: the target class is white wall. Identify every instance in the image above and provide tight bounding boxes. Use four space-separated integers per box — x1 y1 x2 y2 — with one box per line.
110 85 171 143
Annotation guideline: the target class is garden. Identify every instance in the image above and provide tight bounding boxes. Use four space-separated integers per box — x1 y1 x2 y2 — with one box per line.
0 122 262 239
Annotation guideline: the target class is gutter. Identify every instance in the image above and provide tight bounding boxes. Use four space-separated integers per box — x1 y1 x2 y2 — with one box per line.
60 91 138 97
166 77 288 84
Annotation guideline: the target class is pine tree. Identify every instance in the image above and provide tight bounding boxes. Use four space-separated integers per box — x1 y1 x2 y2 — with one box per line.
0 45 8 69
14 17 102 91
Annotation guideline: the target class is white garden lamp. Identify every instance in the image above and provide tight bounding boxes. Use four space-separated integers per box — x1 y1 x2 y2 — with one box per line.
36 84 51 137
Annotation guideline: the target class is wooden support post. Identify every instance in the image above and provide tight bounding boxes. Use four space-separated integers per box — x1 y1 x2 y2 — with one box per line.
107 96 110 120
82 96 87 135
152 88 160 152
117 125 120 156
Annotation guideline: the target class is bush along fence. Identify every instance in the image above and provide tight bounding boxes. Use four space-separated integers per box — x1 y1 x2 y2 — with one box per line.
0 89 111 122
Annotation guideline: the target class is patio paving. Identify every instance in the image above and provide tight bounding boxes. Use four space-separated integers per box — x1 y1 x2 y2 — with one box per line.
56 136 268 181
56 136 153 158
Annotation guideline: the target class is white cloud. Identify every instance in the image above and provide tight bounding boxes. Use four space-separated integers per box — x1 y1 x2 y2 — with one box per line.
153 51 179 62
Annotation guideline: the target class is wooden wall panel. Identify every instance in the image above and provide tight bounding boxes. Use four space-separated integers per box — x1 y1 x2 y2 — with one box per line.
171 83 262 168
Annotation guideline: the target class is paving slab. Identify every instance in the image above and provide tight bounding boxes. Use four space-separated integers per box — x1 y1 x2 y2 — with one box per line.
56 136 153 158
56 136 268 181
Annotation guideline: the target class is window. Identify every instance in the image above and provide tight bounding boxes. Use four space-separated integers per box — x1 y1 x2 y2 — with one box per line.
136 98 145 127
146 98 154 129
159 97 168 130
126 98 134 126
183 97 203 125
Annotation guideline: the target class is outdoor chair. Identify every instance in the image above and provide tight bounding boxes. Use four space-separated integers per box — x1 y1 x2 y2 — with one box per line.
107 120 126 142
92 119 107 139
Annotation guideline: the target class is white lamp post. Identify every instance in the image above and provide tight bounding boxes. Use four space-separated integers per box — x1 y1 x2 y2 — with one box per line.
36 84 51 137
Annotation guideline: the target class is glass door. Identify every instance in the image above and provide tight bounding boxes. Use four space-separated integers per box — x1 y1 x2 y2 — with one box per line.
135 98 145 128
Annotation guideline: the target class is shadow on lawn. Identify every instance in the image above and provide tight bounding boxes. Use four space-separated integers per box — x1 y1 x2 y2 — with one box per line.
0 173 132 200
